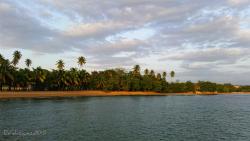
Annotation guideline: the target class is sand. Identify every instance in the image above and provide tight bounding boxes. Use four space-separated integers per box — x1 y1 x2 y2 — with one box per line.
0 91 162 99
0 91 249 99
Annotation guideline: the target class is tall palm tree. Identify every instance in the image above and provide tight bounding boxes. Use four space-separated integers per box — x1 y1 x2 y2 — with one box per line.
77 56 86 68
24 59 32 90
68 68 80 89
55 60 66 90
157 73 162 80
0 54 4 64
162 72 167 80
150 70 155 77
144 69 149 75
25 59 32 68
33 67 47 90
56 59 64 70
133 65 140 75
0 59 14 90
170 71 175 82
12 50 22 66
78 69 89 90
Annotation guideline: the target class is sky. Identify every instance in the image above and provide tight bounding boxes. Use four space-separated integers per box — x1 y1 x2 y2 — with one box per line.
0 0 250 85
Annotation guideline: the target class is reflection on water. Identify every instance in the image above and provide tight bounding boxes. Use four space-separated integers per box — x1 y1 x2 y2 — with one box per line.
1 95 250 141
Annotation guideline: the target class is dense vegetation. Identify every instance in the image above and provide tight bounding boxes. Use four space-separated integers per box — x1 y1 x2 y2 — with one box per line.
0 51 249 93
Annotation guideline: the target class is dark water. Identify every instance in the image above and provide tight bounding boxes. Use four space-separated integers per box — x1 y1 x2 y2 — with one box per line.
1 95 250 141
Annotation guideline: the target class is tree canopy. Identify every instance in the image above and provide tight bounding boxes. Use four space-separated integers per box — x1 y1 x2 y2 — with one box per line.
0 51 247 93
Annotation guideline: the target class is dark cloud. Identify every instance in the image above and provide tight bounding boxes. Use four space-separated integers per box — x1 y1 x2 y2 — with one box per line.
0 1 69 53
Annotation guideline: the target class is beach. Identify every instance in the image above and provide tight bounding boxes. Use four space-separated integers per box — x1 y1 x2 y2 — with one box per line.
1 91 249 99
0 91 163 99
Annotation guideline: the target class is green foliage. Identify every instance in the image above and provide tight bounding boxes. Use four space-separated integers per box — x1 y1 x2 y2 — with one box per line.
238 86 250 92
12 50 22 66
197 81 217 92
0 57 14 90
133 65 140 76
167 82 186 93
25 59 32 68
0 51 248 93
56 59 64 70
185 81 195 92
78 56 86 68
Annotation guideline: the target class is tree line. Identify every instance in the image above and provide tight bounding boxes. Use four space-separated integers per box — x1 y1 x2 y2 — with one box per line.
0 50 249 93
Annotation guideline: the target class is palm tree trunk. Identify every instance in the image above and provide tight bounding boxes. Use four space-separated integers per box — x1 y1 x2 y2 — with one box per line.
8 83 11 91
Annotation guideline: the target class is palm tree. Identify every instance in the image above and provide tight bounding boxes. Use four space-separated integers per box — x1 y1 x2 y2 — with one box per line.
33 67 47 90
68 68 80 89
170 71 175 82
1 49 184 92
144 69 149 75
150 70 155 77
0 59 14 90
24 59 32 90
162 72 167 80
157 73 162 80
56 59 64 70
133 65 140 75
0 54 4 64
78 69 89 90
12 50 22 66
55 60 65 90
25 59 32 68
77 56 86 68
97 75 105 90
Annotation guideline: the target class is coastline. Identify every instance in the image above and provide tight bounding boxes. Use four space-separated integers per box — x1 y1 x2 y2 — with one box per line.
0 91 161 99
0 91 250 99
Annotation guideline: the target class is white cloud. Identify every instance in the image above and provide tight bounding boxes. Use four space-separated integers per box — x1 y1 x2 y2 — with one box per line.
64 21 129 38
164 47 248 63
1 0 250 84
0 2 11 12
86 39 146 56
228 0 250 5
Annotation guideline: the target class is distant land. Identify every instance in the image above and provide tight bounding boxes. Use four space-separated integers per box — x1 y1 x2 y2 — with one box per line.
1 91 250 99
1 50 250 95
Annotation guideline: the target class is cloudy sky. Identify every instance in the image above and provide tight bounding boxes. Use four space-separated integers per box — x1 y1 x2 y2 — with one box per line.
0 0 250 84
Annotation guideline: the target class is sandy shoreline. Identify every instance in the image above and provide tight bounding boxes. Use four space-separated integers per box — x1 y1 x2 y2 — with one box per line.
0 91 249 99
0 91 162 99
